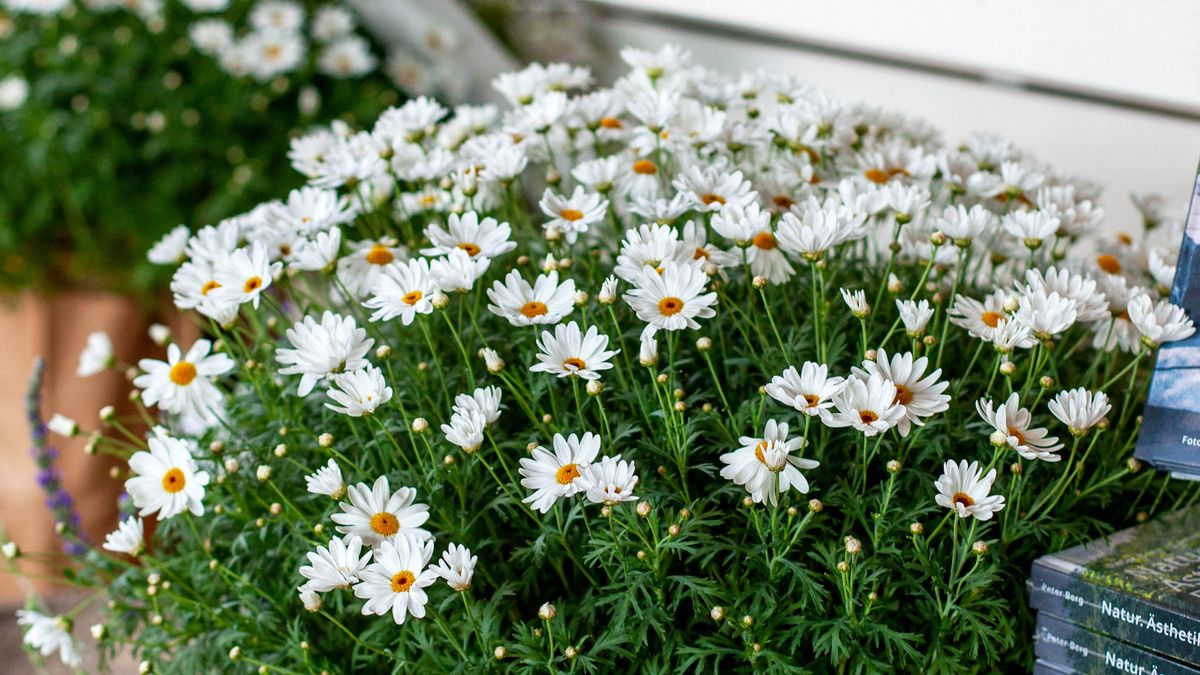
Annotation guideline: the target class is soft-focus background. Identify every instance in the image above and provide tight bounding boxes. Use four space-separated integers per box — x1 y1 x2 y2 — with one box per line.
3 0 1199 670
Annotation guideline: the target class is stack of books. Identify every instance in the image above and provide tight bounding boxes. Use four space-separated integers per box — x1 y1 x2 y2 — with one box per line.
1029 507 1200 673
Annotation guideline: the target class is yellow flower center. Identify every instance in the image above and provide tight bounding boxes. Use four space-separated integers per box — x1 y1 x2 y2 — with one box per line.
161 467 186 494
894 384 914 406
560 209 584 221
520 301 548 318
693 247 710 260
864 168 890 184
752 231 777 250
243 276 263 293
365 244 394 266
402 290 424 306
952 492 974 508
390 570 416 593
981 311 1004 328
632 159 657 175
658 296 684 316
599 116 622 129
457 242 481 257
201 280 221 296
1096 254 1121 275
803 394 820 408
754 440 768 464
556 463 581 485
772 195 795 210
563 357 587 371
700 193 725 206
370 512 400 537
859 410 879 424
169 361 197 386
1007 425 1025 446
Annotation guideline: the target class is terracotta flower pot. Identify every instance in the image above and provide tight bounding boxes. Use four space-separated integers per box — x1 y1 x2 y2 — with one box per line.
0 290 195 600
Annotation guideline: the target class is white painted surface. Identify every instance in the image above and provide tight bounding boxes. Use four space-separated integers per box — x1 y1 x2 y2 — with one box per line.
592 0 1200 113
591 13 1200 233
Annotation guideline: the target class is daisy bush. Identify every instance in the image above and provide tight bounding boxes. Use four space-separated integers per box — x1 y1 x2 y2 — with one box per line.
11 44 1200 672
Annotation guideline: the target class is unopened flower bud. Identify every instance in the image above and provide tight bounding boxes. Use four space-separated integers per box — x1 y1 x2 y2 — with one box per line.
837 560 850 573
565 646 578 660
148 324 171 346
538 602 557 621
636 550 647 560
679 508 691 519
989 430 1008 447
273 443 287 458
224 458 240 474
808 498 823 513
742 496 754 508
972 540 989 556
864 349 877 361
999 361 1016 376
318 433 334 448
586 380 603 396
1127 457 1143 473
269 502 282 515
930 231 947 247
229 646 241 661
1039 376 1054 388
376 345 392 360
702 403 713 412
412 418 429 433
574 291 589 306
84 432 100 455
886 459 901 474
710 606 725 622
494 646 507 660
542 413 553 424
667 524 680 537
256 465 272 482
209 440 224 454
787 506 798 517
431 291 449 309
99 405 116 424
91 623 107 640
696 336 712 351
673 401 685 412
845 536 862 555
637 501 652 517
655 373 668 385
752 275 768 288
481 348 505 373
909 522 924 535
2 542 19 559
741 614 754 627
1010 462 1023 475
887 274 902 293
299 588 322 612
922 335 936 347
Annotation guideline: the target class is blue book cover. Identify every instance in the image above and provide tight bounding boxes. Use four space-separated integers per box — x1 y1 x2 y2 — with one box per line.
1137 164 1200 473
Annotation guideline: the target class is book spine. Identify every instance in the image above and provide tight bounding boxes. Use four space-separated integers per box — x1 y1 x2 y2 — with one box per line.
1030 562 1200 664
1036 611 1200 674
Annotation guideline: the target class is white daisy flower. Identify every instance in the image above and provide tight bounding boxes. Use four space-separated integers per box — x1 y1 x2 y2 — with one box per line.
518 432 602 513
289 227 343 273
672 164 755 212
431 542 477 592
210 242 280 309
363 258 437 325
638 331 658 366
300 535 373 593
421 211 515 259
1023 267 1108 324
134 339 234 421
539 187 608 244
1127 294 1195 348
679 219 737 271
486 269 576 326
613 223 687 284
77 331 114 377
531 321 619 381
1002 210 1059 248
1048 388 1111 437
147 225 190 265
353 536 437 625
579 455 639 506
935 204 992 245
765 363 845 419
102 517 145 556
441 408 487 453
598 275 620 305
16 610 80 668
990 318 1038 353
337 238 406 299
1012 287 1077 341
934 460 1006 521
711 201 772 247
896 299 934 337
719 419 818 506
452 386 503 426
430 248 490 293
840 288 870 317
852 350 950 437
776 207 863 261
318 36 377 78
326 365 392 417
125 434 210 520
572 155 623 194
624 262 718 332
305 459 346 499
276 312 374 396
332 476 431 547
976 393 1064 462
825 372 905 437
948 293 1010 341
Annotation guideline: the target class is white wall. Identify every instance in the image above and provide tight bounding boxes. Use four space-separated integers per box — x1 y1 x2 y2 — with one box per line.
589 3 1200 233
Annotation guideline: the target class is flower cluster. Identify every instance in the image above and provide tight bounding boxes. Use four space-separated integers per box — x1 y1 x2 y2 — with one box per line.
12 45 1198 671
